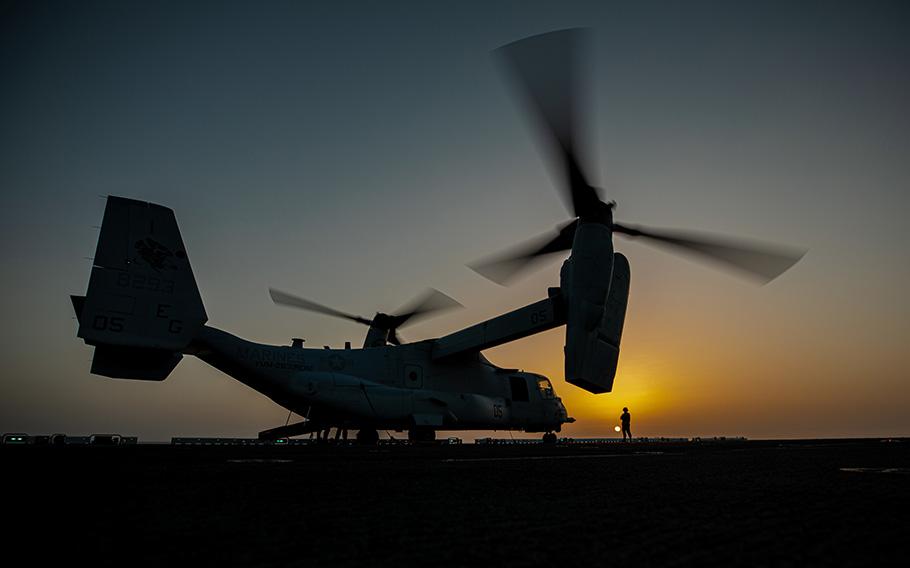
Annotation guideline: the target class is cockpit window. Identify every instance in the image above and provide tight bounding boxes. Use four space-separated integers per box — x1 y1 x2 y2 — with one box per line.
537 378 554 399
509 376 529 402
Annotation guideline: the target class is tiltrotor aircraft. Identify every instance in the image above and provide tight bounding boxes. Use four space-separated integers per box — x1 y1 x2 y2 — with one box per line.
71 29 804 443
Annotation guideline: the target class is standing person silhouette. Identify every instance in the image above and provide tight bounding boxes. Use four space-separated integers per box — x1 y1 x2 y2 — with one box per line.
620 407 632 442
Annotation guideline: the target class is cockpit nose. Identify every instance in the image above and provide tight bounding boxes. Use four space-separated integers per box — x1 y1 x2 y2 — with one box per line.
556 397 567 414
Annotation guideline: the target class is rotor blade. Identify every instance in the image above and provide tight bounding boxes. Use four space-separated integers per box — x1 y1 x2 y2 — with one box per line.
612 223 807 284
468 219 579 285
391 288 463 328
496 28 602 218
269 288 373 325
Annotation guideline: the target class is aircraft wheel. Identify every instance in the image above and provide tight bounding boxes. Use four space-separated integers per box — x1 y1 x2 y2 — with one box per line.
542 432 557 444
356 429 379 445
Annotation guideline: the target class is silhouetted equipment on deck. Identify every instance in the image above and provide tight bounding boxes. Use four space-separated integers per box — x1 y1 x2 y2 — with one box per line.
1 433 137 445
89 434 122 446
2 433 29 445
70 29 804 444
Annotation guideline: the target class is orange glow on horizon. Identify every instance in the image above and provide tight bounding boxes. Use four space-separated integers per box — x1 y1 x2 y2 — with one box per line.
478 314 910 440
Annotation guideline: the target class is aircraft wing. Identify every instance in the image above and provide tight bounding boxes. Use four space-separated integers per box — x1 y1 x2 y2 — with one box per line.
431 291 566 360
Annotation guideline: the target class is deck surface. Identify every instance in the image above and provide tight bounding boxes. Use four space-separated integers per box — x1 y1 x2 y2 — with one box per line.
4 439 908 566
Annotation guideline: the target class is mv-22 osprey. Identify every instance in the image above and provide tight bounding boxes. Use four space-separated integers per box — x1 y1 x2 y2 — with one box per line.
70 30 804 443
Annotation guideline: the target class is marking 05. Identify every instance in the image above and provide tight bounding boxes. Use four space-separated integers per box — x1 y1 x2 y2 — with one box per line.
530 308 548 324
92 315 124 332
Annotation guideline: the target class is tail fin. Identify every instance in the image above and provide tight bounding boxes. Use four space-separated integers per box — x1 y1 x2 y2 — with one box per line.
74 196 207 380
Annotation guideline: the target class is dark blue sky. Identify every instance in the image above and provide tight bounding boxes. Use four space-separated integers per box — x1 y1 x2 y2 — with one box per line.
2 1 908 439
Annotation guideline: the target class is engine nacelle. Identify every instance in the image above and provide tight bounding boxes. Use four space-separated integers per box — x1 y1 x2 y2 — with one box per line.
561 219 630 394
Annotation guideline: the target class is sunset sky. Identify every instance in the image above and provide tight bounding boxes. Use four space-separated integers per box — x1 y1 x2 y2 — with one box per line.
2 0 908 441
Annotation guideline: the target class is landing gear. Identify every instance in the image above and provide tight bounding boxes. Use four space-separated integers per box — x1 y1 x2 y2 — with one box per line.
356 429 379 445
408 427 436 443
542 432 558 444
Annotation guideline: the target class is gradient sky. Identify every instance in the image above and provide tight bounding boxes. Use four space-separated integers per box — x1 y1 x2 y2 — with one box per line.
1 0 908 441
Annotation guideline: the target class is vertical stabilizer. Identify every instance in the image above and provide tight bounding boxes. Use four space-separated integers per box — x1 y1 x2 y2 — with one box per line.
75 197 207 378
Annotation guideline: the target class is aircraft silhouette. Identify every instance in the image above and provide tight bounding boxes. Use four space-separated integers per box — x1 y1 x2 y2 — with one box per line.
71 29 804 443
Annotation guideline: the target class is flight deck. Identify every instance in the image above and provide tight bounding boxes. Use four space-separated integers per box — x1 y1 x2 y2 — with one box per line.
3 438 906 566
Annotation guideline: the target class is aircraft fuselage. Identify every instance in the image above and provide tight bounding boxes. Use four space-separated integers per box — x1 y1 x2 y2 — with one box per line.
189 326 571 434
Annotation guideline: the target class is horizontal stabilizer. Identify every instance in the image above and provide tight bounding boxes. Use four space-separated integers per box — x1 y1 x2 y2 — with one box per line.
90 345 183 381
